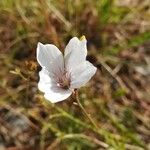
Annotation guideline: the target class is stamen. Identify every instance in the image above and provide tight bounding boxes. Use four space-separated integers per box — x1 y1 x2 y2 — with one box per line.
56 71 71 89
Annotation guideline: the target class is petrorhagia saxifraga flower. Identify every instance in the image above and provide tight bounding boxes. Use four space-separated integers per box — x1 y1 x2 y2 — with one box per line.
37 36 97 103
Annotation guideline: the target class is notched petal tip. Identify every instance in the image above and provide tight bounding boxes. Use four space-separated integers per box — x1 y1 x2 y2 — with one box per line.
87 61 97 77
69 37 78 42
37 42 43 55
93 66 97 76
37 42 44 50
37 42 43 45
68 36 86 45
36 42 44 67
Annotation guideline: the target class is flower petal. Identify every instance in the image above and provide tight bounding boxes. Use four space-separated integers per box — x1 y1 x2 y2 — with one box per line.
44 87 72 103
70 61 97 89
64 37 87 71
38 69 72 103
38 68 56 92
37 42 64 74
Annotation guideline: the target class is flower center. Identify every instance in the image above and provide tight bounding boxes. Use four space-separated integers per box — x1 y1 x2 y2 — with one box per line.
56 71 71 89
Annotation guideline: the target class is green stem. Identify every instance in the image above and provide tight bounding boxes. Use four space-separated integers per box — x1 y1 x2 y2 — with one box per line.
75 90 99 130
42 98 121 140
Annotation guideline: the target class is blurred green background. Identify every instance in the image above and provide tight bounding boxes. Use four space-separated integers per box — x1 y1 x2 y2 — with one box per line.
0 0 150 149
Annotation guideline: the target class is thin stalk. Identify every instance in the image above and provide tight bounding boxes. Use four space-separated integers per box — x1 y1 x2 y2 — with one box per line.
42 98 122 140
75 90 99 130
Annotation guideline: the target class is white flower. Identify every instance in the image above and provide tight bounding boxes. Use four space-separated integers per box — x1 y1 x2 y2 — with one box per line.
37 36 97 103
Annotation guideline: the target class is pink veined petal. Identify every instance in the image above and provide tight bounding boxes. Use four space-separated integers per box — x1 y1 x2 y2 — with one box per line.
38 68 56 93
70 61 97 89
37 42 64 74
44 87 72 103
64 37 87 71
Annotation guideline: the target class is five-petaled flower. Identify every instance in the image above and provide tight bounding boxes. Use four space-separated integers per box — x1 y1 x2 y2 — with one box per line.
37 36 97 103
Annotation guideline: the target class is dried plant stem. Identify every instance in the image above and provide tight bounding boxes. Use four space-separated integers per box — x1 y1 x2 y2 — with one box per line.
99 58 129 93
75 90 99 130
